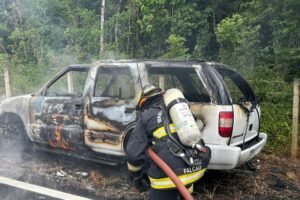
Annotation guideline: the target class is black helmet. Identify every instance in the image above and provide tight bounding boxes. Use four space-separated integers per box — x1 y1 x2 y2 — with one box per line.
137 84 164 109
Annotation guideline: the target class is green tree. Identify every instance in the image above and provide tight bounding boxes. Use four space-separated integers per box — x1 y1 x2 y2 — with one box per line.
216 14 261 72
161 35 189 59
133 0 203 58
64 8 100 61
228 0 300 81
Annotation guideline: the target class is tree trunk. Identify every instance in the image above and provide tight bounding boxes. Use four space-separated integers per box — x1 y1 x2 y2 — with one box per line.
4 67 11 98
127 18 131 55
100 0 106 57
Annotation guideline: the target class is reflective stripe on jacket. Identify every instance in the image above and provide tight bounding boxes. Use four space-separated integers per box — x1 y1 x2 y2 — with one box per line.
127 162 143 172
149 168 206 189
153 124 176 139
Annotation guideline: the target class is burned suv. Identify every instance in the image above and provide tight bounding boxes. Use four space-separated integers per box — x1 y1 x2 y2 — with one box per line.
0 60 267 170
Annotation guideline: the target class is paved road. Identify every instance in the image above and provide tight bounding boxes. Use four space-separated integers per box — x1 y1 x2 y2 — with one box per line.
0 183 59 200
0 176 91 200
0 148 143 200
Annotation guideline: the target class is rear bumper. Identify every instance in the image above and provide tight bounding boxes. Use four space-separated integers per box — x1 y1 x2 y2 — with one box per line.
206 133 267 170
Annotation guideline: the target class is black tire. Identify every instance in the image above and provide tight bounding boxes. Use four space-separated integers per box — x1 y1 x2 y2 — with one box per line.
123 129 133 156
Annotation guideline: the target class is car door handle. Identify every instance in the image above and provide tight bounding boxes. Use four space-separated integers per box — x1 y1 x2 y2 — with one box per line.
125 107 135 114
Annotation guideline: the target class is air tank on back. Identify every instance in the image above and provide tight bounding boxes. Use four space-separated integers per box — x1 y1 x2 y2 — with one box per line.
164 88 203 147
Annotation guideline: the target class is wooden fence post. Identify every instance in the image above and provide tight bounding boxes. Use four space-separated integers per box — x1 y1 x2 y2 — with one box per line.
291 79 299 159
67 71 74 93
4 67 11 98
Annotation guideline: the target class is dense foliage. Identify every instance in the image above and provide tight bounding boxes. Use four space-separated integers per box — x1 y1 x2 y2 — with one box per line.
0 0 299 154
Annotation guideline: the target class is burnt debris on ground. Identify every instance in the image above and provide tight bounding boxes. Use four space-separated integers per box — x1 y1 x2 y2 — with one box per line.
0 149 299 200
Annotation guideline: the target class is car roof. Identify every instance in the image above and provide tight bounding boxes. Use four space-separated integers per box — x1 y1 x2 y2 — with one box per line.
65 60 235 72
90 59 208 69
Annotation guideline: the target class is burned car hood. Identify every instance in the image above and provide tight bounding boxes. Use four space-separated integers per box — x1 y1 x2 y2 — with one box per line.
0 94 32 114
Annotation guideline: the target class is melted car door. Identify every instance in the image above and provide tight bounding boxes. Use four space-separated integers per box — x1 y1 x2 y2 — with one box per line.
29 67 89 150
216 67 259 146
84 64 138 156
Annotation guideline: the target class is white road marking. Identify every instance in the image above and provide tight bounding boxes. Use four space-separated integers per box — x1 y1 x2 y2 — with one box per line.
0 176 91 200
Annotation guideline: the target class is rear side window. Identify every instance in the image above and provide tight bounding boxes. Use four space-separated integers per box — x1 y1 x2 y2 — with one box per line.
216 68 256 103
94 67 135 99
148 67 211 103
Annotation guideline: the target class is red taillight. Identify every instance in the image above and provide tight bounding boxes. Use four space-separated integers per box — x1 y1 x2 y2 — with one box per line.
219 111 233 137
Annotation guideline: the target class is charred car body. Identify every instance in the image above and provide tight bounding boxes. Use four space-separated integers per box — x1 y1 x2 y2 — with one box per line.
0 60 267 169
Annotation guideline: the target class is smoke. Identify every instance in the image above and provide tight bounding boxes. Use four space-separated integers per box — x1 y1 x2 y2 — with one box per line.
0 0 83 96
0 141 24 171
0 0 130 98
0 136 27 199
99 50 130 61
0 1 131 199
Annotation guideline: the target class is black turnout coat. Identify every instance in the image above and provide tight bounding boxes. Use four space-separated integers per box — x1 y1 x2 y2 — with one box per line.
126 96 209 190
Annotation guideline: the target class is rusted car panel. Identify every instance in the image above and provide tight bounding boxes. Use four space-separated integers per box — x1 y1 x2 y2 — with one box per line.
0 60 267 169
28 65 89 152
84 100 135 156
84 63 138 156
29 96 84 150
0 95 33 141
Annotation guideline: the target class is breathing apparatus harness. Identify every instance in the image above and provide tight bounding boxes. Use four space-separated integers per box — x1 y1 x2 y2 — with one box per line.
160 103 207 167
138 86 209 167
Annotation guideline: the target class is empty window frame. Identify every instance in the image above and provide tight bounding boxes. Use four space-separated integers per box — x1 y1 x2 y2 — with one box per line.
46 68 89 97
148 67 211 103
94 67 135 99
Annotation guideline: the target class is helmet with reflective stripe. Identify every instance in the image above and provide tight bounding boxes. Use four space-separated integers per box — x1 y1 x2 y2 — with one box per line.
137 84 164 109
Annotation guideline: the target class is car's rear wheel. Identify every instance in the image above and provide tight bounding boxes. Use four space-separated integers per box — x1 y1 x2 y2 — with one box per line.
123 128 134 156
123 123 135 156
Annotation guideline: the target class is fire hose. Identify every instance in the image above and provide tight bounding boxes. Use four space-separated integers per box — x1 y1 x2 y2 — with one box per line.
147 148 194 200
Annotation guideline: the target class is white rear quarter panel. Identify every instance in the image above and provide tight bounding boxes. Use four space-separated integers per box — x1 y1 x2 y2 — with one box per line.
190 103 232 145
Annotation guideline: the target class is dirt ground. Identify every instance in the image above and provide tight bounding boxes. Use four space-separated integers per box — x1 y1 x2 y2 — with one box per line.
194 153 300 200
0 149 299 200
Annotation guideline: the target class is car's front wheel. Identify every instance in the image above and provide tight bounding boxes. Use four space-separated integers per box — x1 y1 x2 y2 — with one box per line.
0 114 28 152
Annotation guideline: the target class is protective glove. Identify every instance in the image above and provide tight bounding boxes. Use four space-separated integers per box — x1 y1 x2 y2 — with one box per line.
192 140 211 168
129 171 150 192
199 145 211 168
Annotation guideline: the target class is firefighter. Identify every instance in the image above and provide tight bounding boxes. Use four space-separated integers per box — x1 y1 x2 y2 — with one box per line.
126 84 211 200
